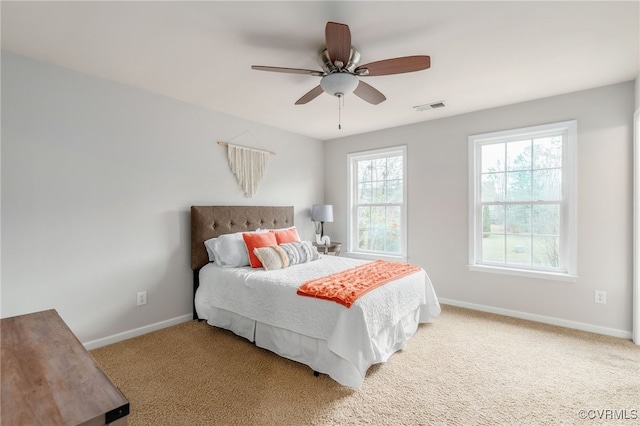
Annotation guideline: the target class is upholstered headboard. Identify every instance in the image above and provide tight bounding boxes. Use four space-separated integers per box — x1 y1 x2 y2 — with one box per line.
190 205 294 271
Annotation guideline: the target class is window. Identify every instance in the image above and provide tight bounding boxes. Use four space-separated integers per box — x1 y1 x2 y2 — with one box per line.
468 121 577 280
348 146 407 258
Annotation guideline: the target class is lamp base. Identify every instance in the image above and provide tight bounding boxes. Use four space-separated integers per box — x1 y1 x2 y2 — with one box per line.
315 234 331 245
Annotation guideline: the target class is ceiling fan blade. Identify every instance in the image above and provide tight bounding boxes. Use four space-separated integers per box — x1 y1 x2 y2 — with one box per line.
355 55 431 76
252 65 323 76
295 85 325 105
353 81 386 105
325 22 351 66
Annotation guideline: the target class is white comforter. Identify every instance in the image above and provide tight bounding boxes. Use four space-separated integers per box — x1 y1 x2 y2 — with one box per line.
196 256 441 375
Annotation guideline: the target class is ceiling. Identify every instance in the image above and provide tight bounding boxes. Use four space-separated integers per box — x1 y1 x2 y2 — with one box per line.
2 1 638 141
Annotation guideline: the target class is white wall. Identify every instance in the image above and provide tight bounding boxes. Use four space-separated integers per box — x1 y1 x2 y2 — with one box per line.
325 81 635 336
1 51 324 345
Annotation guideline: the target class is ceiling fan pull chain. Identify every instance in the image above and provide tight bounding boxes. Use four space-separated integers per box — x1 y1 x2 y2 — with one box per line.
338 94 342 129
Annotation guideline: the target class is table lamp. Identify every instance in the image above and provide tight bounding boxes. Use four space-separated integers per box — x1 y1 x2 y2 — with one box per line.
311 204 333 245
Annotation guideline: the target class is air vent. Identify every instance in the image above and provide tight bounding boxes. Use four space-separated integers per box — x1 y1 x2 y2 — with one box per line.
413 101 446 112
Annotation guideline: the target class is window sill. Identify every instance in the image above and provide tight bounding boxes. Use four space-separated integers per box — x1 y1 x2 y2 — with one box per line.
346 252 408 263
468 264 578 282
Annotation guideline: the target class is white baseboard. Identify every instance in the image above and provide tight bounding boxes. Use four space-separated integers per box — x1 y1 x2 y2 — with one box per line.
83 301 632 350
439 298 633 340
83 314 193 350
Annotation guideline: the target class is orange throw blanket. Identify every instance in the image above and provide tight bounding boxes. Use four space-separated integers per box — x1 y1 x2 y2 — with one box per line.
297 259 422 308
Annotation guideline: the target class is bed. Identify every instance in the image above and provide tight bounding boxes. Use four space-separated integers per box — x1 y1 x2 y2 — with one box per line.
190 205 441 388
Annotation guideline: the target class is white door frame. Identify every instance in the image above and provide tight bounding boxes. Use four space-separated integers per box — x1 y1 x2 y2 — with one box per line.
634 107 639 345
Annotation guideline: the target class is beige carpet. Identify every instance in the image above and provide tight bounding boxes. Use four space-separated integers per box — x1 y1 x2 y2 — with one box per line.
90 305 640 425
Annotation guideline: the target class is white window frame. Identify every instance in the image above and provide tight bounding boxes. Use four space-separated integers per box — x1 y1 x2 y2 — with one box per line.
347 145 408 261
468 120 578 281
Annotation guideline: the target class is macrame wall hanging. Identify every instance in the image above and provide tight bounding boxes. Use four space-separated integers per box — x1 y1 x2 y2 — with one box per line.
218 136 275 198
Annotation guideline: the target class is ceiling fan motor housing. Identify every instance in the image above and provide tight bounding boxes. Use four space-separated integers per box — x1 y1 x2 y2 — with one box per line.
318 48 361 73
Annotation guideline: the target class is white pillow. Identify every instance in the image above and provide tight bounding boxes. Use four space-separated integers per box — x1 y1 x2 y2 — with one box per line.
204 229 268 267
204 239 217 262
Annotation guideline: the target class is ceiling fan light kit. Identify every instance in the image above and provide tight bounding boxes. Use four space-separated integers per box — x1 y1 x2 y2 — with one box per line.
252 21 431 128
320 72 359 96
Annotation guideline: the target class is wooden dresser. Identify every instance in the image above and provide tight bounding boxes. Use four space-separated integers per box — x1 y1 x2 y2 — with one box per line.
1 309 129 425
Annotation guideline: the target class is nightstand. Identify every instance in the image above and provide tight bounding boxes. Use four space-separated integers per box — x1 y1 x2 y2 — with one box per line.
313 242 342 256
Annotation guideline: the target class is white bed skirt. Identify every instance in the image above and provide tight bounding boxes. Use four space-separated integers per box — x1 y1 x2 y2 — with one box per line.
195 303 424 388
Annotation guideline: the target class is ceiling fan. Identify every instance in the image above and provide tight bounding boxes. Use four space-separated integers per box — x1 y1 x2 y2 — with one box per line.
251 21 431 106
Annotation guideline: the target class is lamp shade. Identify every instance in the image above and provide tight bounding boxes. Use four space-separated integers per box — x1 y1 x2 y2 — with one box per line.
311 204 333 222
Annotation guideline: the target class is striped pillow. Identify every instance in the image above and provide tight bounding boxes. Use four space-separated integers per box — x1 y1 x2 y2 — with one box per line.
253 241 319 271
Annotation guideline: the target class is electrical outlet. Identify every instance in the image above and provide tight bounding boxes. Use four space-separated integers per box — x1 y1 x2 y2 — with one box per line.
137 291 147 306
594 290 606 305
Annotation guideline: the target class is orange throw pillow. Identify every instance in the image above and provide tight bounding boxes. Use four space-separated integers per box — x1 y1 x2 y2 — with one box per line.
243 232 278 268
270 227 300 244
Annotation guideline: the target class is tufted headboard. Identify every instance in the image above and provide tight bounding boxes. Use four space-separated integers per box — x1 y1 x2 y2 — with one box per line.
190 205 294 271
